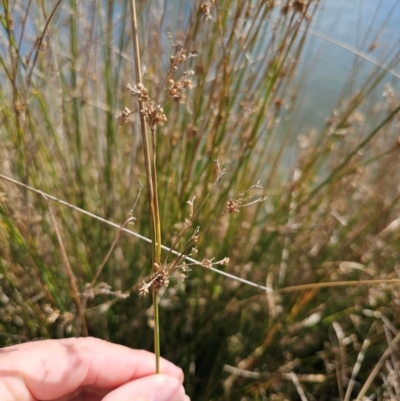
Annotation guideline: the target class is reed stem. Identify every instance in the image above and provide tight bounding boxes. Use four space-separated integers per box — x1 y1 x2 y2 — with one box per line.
129 0 161 373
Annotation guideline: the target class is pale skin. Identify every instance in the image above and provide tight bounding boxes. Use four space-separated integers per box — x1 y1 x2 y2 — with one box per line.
0 337 190 401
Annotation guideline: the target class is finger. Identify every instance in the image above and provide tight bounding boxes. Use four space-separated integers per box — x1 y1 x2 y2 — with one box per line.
0 337 183 400
102 374 190 401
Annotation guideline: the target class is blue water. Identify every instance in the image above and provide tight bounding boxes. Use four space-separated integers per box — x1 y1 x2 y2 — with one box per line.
295 0 400 131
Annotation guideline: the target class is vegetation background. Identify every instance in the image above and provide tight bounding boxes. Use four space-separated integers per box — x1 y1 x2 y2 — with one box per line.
1 0 400 400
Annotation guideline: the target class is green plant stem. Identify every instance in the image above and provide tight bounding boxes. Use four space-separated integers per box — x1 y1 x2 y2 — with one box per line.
129 0 161 373
152 290 160 373
151 128 162 263
151 130 161 375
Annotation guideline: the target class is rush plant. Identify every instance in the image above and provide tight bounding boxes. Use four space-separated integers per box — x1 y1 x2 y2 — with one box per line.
1 1 400 399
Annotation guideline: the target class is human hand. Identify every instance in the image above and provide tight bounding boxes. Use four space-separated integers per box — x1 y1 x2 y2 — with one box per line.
0 337 190 401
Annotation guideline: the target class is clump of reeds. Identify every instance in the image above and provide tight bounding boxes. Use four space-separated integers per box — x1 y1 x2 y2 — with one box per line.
0 0 400 400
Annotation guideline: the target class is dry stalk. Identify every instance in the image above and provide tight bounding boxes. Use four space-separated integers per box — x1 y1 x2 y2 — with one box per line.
43 195 88 336
128 0 161 372
355 331 400 400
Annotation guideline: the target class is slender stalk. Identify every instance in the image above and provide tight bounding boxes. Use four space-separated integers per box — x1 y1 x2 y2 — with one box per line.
44 196 88 336
151 128 162 263
129 0 161 373
152 290 161 373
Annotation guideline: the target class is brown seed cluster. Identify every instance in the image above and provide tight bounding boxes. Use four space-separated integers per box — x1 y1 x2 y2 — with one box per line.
116 107 132 126
150 267 170 293
137 252 231 296
223 181 266 215
218 257 230 266
201 257 230 269
168 70 194 99
119 49 195 127
124 83 167 127
170 48 190 70
282 0 308 15
293 0 306 13
202 259 213 269
139 264 182 296
138 263 171 297
200 2 214 20
142 100 168 126
225 200 240 214
127 82 148 101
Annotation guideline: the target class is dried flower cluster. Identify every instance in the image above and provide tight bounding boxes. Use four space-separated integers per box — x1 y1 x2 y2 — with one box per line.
122 83 167 127
139 263 181 297
170 48 190 70
282 0 309 15
117 46 195 127
116 107 132 126
200 1 214 20
138 255 230 296
224 181 266 214
127 82 148 101
225 200 240 214
168 70 194 99
202 258 213 269
293 0 306 13
202 257 230 269
142 99 168 126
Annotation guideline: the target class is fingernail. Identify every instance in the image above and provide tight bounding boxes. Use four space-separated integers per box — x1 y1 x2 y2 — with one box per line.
153 379 184 401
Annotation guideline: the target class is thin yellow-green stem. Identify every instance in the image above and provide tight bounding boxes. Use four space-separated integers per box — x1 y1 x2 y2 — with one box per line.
151 128 161 374
151 128 162 263
129 0 161 373
152 290 161 373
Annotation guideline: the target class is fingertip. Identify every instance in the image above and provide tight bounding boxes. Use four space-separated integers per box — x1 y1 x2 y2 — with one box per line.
171 365 185 383
153 377 185 401
102 374 188 401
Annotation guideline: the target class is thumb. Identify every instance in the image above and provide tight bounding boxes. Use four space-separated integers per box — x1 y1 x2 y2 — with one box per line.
102 374 190 401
